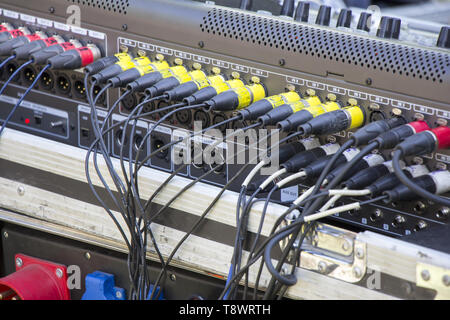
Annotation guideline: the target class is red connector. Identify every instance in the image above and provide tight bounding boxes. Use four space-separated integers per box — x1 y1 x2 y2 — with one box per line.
395 126 450 157
47 44 102 69
432 126 450 149
0 254 70 300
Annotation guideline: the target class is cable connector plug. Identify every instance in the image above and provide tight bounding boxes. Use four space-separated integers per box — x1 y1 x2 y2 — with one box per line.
351 117 406 146
395 126 450 157
372 120 430 150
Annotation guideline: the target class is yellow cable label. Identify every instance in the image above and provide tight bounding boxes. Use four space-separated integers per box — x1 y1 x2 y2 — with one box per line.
132 56 152 67
289 96 322 113
344 106 365 129
115 52 132 62
267 91 301 109
194 75 225 90
159 66 188 79
212 79 245 95
305 101 340 118
116 59 137 71
135 60 170 76
233 84 266 110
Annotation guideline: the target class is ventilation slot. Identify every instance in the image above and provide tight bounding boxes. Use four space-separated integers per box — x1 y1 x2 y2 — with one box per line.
66 0 130 15
200 8 450 84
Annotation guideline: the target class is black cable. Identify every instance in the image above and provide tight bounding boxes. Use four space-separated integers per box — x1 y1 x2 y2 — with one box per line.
392 150 450 206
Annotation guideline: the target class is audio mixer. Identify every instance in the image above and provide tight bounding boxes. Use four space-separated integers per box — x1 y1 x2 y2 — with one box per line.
0 0 449 301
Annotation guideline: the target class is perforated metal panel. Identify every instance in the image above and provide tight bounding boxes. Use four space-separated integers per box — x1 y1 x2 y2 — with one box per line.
66 0 130 15
201 8 450 84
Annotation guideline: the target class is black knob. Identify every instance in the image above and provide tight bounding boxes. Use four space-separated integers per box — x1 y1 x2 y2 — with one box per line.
336 9 352 28
294 1 310 22
315 5 331 26
239 0 253 10
377 16 401 39
280 0 295 17
437 26 450 49
357 12 372 32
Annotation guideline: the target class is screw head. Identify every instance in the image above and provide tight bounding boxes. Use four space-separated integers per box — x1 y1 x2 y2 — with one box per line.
84 252 91 260
365 78 372 85
278 58 286 66
55 268 64 278
198 41 205 48
15 257 23 267
121 24 128 31
3 231 8 239
169 274 176 281
421 269 430 281
49 7 55 13
115 291 123 299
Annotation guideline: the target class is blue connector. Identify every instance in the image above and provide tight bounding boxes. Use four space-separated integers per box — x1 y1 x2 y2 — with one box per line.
82 271 126 300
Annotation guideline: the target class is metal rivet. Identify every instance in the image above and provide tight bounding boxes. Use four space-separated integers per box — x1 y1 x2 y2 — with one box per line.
327 93 337 102
15 257 23 268
413 157 424 165
391 108 402 116
55 268 64 279
174 58 183 66
17 186 25 196
443 275 450 286
84 252 91 260
353 267 362 278
436 118 448 127
211 67 221 75
3 231 8 239
421 269 430 281
285 84 295 92
369 103 380 111
198 41 205 48
365 78 372 85
121 24 128 31
251 76 261 84
278 58 286 66
169 274 176 281
348 98 358 106
318 261 327 274
341 240 351 252
192 62 202 70
356 248 364 259
115 291 123 299
49 7 55 13
119 45 128 53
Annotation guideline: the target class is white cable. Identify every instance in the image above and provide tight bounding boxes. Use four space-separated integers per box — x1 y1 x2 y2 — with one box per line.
242 160 266 187
275 171 306 189
320 188 370 212
328 189 371 196
304 202 361 222
320 194 342 212
260 167 287 190
293 185 314 206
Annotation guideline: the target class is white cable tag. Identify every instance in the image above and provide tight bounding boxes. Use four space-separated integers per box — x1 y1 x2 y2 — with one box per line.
429 171 450 195
320 143 340 155
405 165 429 178
342 147 360 161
